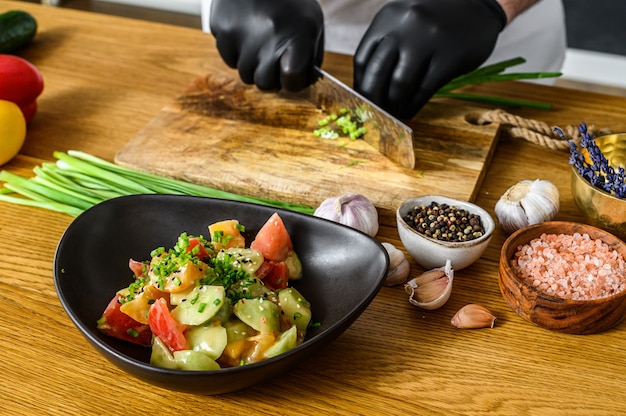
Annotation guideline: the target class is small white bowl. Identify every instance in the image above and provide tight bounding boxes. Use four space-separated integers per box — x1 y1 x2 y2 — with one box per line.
397 196 495 270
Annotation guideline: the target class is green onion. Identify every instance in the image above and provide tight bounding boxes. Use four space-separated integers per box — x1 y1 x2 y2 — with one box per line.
190 293 200 305
0 150 314 217
433 57 561 109
126 328 140 338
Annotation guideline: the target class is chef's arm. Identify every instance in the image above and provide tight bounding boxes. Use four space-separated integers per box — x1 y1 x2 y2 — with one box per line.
497 0 540 24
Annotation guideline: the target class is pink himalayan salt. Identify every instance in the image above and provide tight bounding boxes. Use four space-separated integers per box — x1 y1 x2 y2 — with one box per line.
510 232 626 300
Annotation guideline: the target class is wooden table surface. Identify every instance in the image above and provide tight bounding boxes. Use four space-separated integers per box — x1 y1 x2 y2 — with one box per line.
3 1 626 414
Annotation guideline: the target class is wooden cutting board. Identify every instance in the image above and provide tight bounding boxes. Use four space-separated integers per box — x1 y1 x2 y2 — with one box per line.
115 72 501 226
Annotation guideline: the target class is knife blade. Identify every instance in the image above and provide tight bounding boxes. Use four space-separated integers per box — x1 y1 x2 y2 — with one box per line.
311 68 415 169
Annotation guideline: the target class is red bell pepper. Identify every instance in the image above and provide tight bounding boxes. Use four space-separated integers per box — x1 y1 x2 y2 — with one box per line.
0 54 44 122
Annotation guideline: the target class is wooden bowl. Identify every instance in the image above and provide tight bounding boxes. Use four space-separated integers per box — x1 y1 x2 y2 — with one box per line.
498 221 626 334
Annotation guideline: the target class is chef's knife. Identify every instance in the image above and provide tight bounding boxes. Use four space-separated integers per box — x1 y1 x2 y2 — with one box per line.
311 68 415 169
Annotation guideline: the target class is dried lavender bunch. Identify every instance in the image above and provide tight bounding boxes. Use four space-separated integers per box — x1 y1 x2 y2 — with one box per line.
555 122 626 198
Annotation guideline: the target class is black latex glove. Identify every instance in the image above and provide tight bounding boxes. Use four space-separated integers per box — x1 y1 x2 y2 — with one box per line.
354 0 507 119
210 0 324 92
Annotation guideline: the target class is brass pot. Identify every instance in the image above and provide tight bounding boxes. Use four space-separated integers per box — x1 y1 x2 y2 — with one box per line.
570 133 626 241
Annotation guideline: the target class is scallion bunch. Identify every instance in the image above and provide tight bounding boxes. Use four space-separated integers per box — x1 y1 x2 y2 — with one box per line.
0 150 315 216
434 57 561 109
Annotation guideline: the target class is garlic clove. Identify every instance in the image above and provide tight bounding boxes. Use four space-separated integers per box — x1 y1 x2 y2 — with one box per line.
451 304 497 329
415 277 449 303
314 193 379 237
381 242 405 269
404 259 453 310
381 242 410 286
495 179 560 234
409 269 446 287
384 257 410 286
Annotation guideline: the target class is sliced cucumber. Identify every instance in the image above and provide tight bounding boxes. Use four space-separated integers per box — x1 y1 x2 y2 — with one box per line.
209 297 232 325
284 251 303 280
224 319 254 343
169 285 195 305
229 277 271 300
233 298 280 334
170 285 225 326
217 247 264 275
150 336 177 369
278 287 311 333
186 325 228 360
173 350 221 371
263 325 298 358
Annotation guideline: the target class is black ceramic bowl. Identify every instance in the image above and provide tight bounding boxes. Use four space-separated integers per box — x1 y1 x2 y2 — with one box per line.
53 194 388 395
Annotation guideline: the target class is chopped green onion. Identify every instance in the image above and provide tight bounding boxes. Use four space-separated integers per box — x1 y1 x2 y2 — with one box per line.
212 230 224 243
0 151 314 216
127 328 140 338
190 293 200 305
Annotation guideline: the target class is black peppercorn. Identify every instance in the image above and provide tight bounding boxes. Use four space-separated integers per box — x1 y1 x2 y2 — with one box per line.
403 201 485 242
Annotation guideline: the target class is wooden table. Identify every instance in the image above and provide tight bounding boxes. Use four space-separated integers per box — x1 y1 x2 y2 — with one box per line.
3 1 626 414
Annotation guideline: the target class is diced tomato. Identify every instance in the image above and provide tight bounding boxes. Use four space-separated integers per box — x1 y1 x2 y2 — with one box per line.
128 258 146 278
250 213 293 262
187 237 211 260
254 260 273 280
262 261 290 291
97 294 152 346
148 298 189 352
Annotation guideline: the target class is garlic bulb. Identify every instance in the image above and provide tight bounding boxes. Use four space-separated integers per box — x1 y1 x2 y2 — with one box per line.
404 259 453 310
494 179 559 234
451 304 497 329
381 242 410 286
314 193 379 237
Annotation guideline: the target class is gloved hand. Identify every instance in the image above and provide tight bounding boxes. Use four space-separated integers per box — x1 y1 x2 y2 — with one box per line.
210 0 324 92
354 0 507 119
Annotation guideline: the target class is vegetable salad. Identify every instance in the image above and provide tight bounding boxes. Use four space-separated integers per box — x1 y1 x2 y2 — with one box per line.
97 213 313 370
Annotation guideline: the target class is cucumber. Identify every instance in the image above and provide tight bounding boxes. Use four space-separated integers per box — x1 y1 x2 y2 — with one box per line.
170 285 225 326
263 325 297 358
217 247 264 275
186 325 228 360
223 320 253 343
0 10 37 54
284 250 303 280
233 298 280 334
150 337 177 369
278 287 311 334
173 350 221 371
